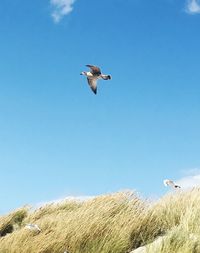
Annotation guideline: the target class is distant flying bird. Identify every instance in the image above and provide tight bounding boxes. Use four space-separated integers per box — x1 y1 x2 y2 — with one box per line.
25 224 41 232
80 65 111 94
163 179 181 189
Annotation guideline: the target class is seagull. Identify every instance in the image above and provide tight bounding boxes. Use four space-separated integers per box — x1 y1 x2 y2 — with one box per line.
25 224 41 232
80 65 111 94
163 179 181 189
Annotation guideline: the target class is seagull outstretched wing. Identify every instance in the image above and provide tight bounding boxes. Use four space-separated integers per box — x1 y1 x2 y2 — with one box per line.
86 65 101 75
87 78 97 94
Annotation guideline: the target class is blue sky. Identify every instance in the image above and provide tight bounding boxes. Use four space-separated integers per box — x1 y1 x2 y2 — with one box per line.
0 0 200 213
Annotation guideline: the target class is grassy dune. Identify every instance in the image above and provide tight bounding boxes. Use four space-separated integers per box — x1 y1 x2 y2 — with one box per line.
1 189 200 253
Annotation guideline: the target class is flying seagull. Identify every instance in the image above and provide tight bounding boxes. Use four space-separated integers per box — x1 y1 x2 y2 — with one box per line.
25 224 41 232
80 65 111 94
163 179 181 189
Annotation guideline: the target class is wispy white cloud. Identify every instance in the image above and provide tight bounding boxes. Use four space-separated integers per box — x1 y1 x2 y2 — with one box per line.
50 0 76 23
186 0 200 14
176 168 200 188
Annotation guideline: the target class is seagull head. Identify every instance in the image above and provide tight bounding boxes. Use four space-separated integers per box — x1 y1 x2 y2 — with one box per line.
80 71 86 75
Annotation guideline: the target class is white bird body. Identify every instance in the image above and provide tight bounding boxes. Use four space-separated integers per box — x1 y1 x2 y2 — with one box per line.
25 224 41 232
163 179 181 189
82 72 94 77
81 65 111 94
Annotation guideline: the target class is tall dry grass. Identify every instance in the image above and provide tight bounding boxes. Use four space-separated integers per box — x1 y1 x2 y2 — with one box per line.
146 188 200 253
0 188 200 253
